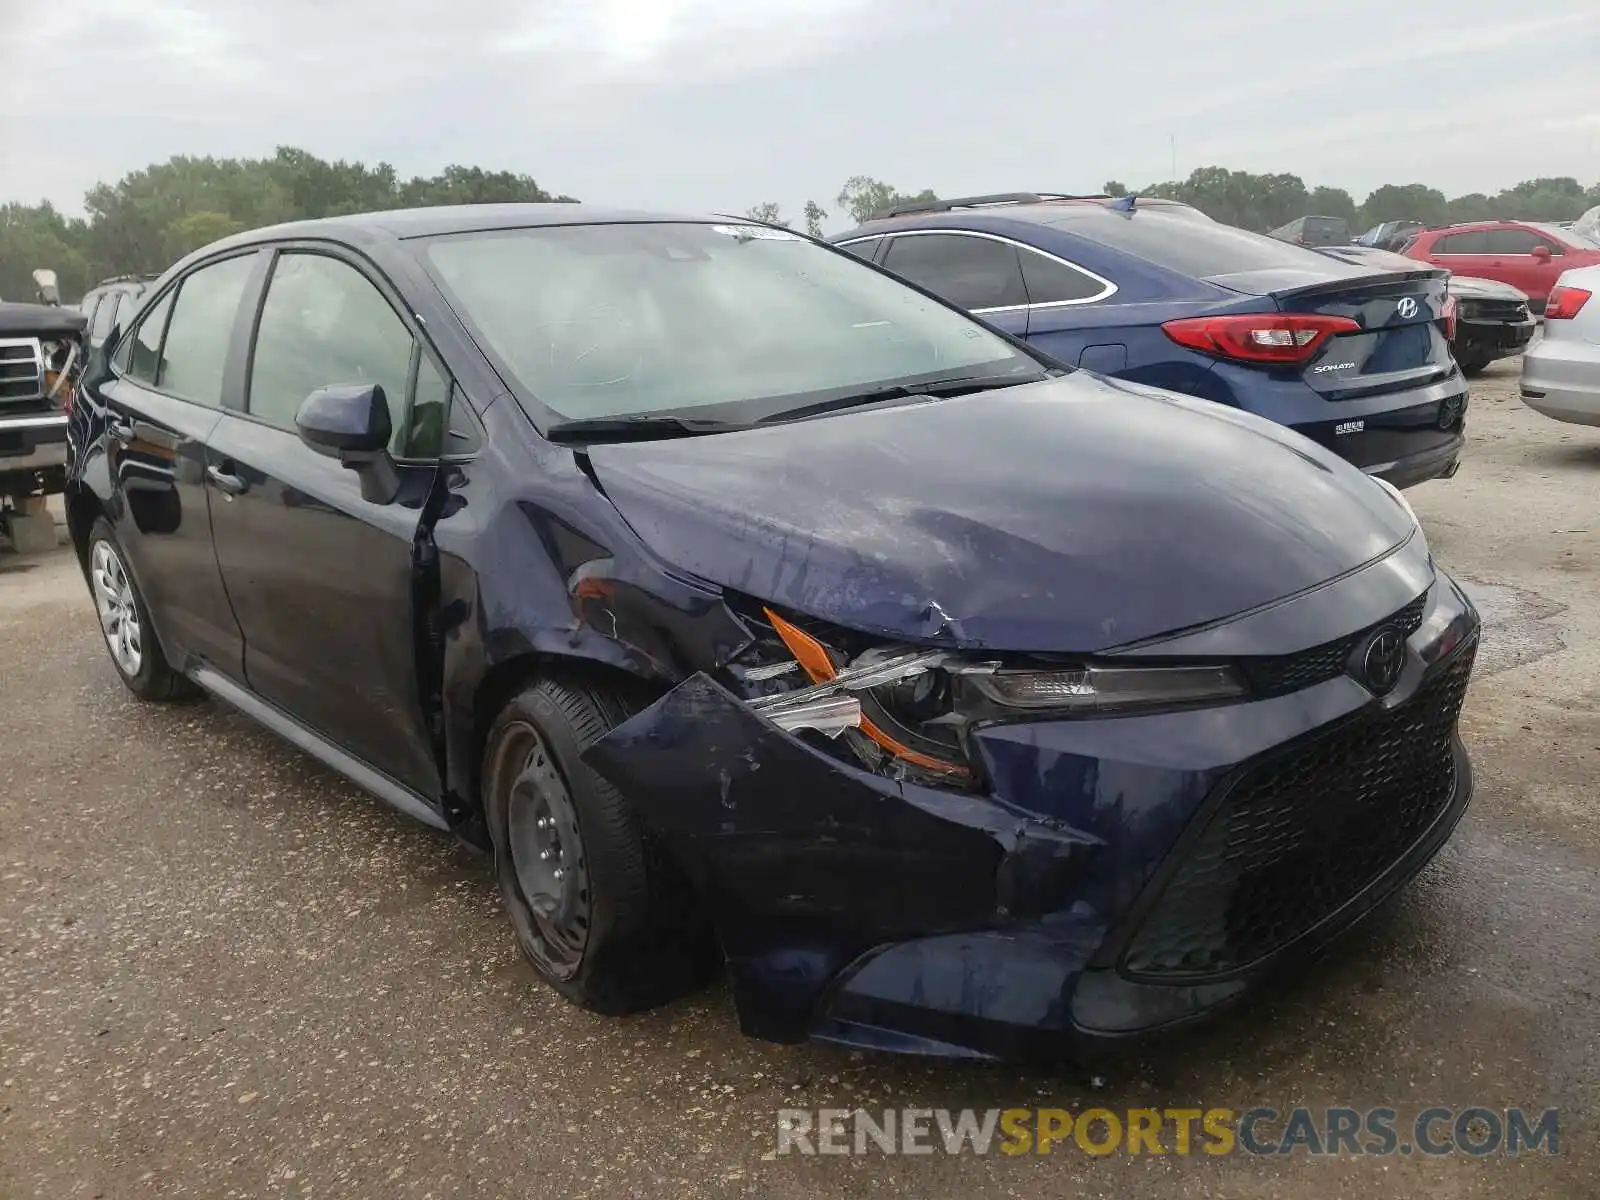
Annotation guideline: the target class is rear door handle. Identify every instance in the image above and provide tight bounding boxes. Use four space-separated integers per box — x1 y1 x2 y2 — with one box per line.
206 464 248 496
108 419 135 444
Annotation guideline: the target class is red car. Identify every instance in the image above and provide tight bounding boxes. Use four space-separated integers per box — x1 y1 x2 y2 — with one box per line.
1402 220 1600 312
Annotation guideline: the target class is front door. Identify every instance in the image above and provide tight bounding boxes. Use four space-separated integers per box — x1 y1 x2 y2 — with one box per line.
94 254 260 677
205 247 446 797
1482 227 1559 303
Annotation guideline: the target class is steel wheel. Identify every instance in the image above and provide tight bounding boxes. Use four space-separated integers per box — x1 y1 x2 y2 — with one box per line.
90 539 142 678
501 722 591 975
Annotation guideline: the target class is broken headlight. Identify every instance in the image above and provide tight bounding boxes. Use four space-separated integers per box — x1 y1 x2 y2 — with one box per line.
733 606 1249 786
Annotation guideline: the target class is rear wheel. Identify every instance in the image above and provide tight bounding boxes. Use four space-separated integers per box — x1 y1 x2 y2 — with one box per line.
483 675 715 1014
1456 348 1493 376
86 518 193 701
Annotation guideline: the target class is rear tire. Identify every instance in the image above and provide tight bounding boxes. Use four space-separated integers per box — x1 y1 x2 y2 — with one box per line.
483 674 716 1015
1457 351 1493 376
86 518 194 701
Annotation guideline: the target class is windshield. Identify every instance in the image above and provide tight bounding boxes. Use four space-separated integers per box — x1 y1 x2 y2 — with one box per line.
419 222 1041 425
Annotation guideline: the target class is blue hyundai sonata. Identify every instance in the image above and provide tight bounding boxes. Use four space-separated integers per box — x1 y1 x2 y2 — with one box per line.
832 193 1469 490
66 206 1479 1064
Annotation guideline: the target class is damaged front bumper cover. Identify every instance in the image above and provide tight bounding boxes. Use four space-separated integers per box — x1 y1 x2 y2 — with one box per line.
581 575 1480 1063
583 673 1098 1046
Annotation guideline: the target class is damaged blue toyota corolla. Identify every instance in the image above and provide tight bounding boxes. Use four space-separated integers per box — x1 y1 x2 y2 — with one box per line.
66 206 1480 1063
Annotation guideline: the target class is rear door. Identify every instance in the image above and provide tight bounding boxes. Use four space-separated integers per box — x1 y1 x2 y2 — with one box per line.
205 245 446 797
93 253 261 677
876 231 1032 338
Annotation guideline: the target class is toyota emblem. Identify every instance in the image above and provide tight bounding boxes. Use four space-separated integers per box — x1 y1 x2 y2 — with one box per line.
1397 297 1418 319
1357 627 1406 695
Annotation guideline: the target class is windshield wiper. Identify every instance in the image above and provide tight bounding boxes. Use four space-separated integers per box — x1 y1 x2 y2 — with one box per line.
545 414 746 443
755 371 1054 424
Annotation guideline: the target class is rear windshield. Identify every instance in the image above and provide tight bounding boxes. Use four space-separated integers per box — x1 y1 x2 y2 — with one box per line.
1060 212 1343 279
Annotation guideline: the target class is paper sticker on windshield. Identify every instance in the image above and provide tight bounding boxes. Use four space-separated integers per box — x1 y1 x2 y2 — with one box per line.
710 224 801 241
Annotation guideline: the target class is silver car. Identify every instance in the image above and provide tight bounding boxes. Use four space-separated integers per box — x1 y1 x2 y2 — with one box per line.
1521 265 1600 426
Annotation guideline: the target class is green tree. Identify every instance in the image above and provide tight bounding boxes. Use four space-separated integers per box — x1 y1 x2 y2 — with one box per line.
836 177 937 224
1101 181 1129 197
744 201 788 225
1309 186 1358 226
398 164 572 208
802 200 827 237
1359 183 1450 229
1446 192 1495 223
163 211 246 263
0 202 91 301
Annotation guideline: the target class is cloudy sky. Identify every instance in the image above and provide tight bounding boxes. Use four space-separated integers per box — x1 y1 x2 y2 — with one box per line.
7 0 1599 228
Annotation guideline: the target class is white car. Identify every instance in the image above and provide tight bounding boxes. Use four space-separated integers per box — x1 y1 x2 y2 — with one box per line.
1521 265 1600 427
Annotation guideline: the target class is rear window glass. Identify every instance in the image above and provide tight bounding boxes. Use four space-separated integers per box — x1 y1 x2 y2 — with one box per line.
1061 213 1337 279
1019 248 1108 303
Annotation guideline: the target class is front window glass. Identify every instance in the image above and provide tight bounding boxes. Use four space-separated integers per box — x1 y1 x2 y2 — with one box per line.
248 253 414 434
421 222 1036 423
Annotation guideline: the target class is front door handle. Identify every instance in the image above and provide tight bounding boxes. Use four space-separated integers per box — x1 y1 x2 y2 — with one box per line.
206 464 249 496
108 419 135 445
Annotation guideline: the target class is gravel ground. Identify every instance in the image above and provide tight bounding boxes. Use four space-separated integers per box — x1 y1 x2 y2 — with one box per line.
1 358 1596 1198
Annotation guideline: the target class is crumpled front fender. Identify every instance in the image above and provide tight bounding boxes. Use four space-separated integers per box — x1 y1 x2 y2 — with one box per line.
583 673 1098 1041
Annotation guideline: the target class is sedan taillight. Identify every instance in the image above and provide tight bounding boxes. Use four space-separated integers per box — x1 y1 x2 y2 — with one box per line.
1441 297 1458 341
1545 286 1592 321
1161 314 1362 365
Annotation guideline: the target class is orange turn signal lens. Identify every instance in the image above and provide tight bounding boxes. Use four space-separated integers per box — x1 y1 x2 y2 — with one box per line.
763 607 968 777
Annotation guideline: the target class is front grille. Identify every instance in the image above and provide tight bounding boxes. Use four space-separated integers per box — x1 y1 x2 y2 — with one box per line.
0 338 44 404
1240 589 1428 698
1123 638 1476 981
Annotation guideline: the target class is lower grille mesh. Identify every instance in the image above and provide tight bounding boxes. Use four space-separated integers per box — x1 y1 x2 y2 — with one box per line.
1123 639 1476 981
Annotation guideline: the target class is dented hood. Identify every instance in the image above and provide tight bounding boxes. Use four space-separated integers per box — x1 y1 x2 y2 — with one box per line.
587 373 1414 652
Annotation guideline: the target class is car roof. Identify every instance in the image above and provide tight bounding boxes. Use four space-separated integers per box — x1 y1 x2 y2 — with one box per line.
1421 220 1537 234
841 196 1202 233
212 203 705 248
838 200 1209 242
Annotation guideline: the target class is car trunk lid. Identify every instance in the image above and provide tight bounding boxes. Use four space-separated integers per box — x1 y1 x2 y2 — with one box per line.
1207 267 1453 399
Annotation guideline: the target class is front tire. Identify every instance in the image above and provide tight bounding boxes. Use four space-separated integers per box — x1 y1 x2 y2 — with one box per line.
483 675 715 1015
86 518 193 701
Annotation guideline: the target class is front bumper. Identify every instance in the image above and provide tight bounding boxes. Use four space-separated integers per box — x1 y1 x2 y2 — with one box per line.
0 412 69 478
1456 317 1536 361
585 567 1481 1063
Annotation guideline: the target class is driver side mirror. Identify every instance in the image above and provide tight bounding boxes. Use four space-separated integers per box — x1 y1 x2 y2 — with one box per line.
295 383 400 504
31 268 60 306
1531 245 1552 263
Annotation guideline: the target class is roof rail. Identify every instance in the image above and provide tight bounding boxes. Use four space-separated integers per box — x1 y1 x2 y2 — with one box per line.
878 191 1095 219
92 273 157 287
872 191 1175 220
